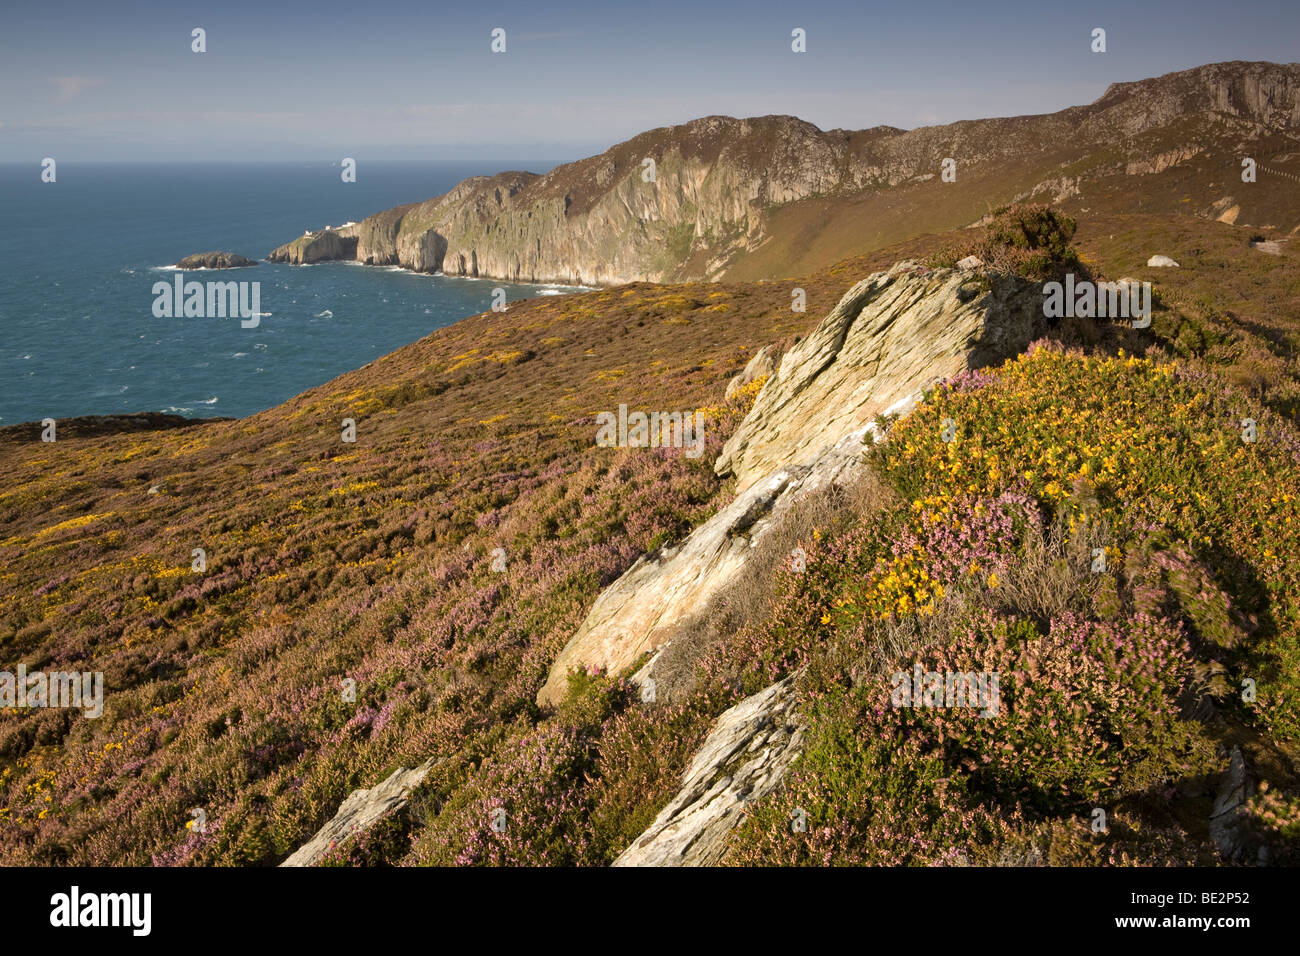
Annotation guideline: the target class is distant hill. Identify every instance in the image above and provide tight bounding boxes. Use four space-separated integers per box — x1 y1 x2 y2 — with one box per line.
267 60 1300 285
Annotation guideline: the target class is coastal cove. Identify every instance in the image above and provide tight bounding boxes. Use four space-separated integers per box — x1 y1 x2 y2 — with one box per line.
0 161 571 423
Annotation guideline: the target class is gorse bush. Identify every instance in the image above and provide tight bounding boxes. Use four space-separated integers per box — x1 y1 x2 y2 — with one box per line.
720 344 1300 865
875 343 1300 739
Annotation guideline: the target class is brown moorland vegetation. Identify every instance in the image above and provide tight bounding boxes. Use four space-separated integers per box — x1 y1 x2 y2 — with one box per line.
2 208 1298 866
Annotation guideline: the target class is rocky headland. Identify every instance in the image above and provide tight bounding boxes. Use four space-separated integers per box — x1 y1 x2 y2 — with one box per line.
265 61 1300 286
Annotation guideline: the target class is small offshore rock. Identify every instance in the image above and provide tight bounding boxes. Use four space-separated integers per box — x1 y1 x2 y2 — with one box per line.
175 251 258 269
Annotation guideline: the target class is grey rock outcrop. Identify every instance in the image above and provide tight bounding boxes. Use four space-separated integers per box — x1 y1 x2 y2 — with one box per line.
175 251 258 269
614 677 803 867
537 423 875 705
724 345 778 400
537 262 1044 704
716 262 1046 494
280 757 437 866
1209 746 1260 863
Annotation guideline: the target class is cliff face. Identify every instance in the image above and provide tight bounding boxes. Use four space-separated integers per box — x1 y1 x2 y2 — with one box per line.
270 117 851 285
266 222 360 264
267 61 1300 286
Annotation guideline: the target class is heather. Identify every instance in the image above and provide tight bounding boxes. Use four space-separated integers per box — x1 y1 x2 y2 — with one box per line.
3 212 1299 867
724 344 1300 864
876 345 1300 738
0 278 825 865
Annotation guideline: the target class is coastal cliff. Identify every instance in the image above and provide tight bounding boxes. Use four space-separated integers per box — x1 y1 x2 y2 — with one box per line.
266 61 1300 286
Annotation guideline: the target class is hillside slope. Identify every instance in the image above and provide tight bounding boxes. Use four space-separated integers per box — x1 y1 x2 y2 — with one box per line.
3 210 1299 866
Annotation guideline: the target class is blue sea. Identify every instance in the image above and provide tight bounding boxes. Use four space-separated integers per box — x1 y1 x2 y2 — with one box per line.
0 161 572 424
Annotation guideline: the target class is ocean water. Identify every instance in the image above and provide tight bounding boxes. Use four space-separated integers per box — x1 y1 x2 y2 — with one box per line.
0 161 572 424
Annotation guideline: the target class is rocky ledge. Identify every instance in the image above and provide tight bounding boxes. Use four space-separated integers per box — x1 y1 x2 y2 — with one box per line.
614 678 804 866
174 251 259 269
0 412 227 444
536 261 1047 705
281 758 439 866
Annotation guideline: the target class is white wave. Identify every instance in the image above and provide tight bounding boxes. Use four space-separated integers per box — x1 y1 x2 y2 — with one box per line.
315 309 333 318
232 352 248 358
196 397 218 405
151 264 259 271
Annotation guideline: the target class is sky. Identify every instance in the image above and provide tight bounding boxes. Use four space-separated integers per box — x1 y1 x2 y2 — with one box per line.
1 0 1296 162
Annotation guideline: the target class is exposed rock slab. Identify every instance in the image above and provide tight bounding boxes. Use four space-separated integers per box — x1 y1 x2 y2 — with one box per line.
537 263 1043 704
614 678 803 867
1209 746 1259 863
716 262 1046 494
537 422 875 706
280 757 437 866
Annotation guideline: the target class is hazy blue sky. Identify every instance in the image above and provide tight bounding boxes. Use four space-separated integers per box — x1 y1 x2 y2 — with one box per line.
1 0 1296 161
